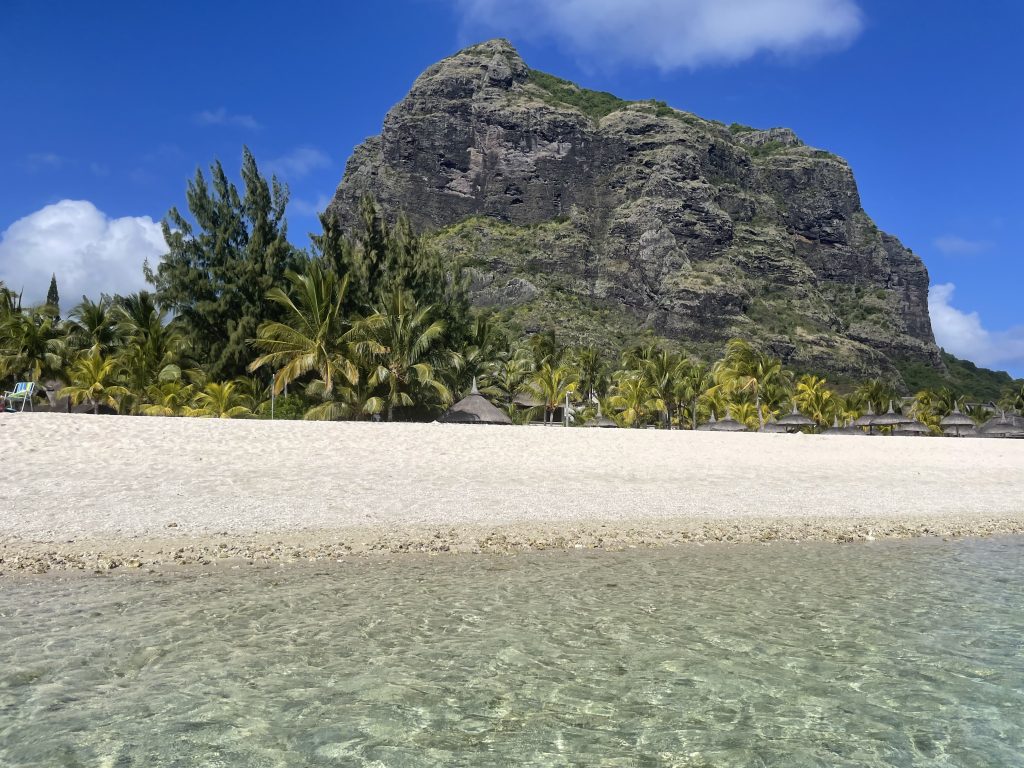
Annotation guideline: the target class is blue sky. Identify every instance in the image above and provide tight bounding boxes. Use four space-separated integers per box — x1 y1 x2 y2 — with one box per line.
1 0 1021 374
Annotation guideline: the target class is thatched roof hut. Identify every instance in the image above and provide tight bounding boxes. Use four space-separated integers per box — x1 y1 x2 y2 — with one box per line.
872 401 910 428
842 419 868 435
513 393 544 409
893 421 932 436
696 413 717 431
709 409 748 432
853 404 876 429
979 413 1024 438
440 380 512 425
822 417 867 436
939 407 975 437
774 405 815 432
822 417 845 435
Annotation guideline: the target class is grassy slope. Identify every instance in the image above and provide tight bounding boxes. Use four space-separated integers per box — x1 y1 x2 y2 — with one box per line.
898 352 1021 401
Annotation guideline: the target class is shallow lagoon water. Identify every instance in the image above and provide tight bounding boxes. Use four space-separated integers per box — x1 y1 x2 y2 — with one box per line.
1 538 1023 767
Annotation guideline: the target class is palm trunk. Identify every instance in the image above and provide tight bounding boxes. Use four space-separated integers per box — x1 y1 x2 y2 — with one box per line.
692 397 698 429
387 404 394 422
756 390 764 430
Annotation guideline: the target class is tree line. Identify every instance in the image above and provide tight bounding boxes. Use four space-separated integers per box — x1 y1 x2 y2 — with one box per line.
2 148 1022 428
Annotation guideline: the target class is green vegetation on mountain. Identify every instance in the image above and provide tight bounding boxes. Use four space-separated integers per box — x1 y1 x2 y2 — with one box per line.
898 351 1017 402
525 69 629 121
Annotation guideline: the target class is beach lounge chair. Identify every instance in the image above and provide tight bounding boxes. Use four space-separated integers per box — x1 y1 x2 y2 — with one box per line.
4 382 36 412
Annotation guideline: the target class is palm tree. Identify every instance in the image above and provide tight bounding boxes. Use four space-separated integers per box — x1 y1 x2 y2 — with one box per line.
794 374 837 427
59 350 129 414
966 401 993 426
0 307 67 385
713 339 793 430
852 378 897 415
482 352 533 409
730 401 761 431
908 390 945 433
701 387 730 422
353 290 453 421
304 375 383 421
0 280 24 380
187 380 254 418
642 349 685 428
249 261 358 404
571 346 609 401
66 296 120 355
531 362 577 424
461 314 506 385
1002 383 1024 413
114 293 191 411
0 281 20 314
528 329 564 368
619 343 660 370
609 371 661 428
140 380 195 416
675 361 714 429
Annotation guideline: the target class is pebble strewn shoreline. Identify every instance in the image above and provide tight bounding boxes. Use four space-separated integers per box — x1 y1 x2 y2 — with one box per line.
5 516 1024 576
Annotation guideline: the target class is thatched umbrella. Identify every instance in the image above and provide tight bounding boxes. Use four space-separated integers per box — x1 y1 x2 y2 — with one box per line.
872 401 910 430
853 404 876 433
842 419 869 436
893 421 931 436
774 404 815 433
822 417 868 436
696 412 717 431
943 424 978 438
760 419 790 433
585 401 618 428
979 412 1024 438
709 408 748 432
822 417 845 435
440 379 512 425
939 407 975 437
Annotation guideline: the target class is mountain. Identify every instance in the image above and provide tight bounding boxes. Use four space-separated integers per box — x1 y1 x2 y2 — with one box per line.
326 38 944 384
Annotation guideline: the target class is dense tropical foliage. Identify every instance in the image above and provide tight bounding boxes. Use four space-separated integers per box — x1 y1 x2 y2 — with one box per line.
2 150 1022 429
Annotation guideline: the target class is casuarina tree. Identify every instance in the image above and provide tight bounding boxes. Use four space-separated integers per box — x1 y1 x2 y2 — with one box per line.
46 274 60 318
147 147 303 379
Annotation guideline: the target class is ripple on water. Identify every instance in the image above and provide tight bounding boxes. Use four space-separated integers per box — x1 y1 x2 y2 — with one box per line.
1 538 1023 766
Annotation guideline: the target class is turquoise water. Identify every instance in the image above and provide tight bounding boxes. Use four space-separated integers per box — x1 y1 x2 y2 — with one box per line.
1 538 1023 767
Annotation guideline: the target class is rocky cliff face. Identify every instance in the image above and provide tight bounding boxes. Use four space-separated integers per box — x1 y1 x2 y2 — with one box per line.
327 39 942 381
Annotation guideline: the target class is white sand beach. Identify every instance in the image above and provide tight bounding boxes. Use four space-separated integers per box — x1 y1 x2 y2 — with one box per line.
2 413 1022 572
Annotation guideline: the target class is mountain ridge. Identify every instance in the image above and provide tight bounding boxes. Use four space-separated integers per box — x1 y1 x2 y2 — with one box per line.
327 38 942 385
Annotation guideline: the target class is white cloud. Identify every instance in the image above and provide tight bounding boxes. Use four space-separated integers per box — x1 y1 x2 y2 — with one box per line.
451 0 864 69
195 108 261 130
0 200 166 305
265 147 332 180
933 235 991 256
929 283 1024 376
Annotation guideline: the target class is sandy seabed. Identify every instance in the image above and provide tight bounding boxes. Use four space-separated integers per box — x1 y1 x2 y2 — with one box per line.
1 413 1022 573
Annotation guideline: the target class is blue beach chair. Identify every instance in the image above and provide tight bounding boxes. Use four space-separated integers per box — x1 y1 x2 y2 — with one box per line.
3 382 36 412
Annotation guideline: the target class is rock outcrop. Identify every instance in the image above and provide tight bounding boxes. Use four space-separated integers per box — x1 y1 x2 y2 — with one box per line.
327 39 942 381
